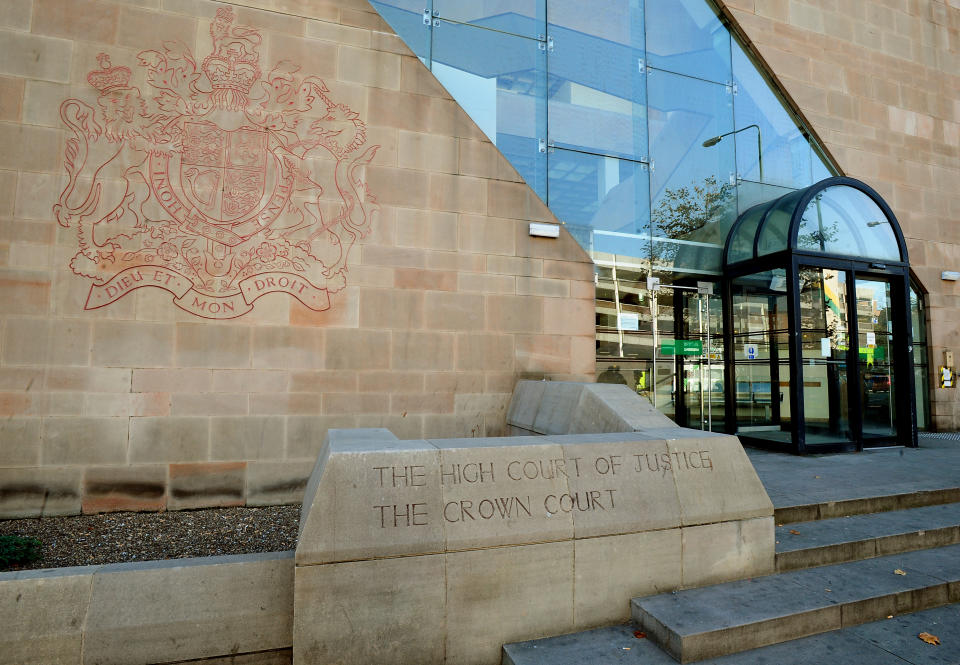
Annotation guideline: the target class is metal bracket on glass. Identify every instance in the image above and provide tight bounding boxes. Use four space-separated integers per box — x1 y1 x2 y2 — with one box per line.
729 172 737 185
538 138 547 154
423 8 439 26
638 58 645 74
649 160 655 173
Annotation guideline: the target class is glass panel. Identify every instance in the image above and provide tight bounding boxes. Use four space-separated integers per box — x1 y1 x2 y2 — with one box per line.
910 285 930 430
799 268 853 444
797 186 901 261
434 0 546 39
727 200 769 264
856 277 896 439
648 69 735 274
732 270 791 442
644 0 731 85
915 365 929 430
811 149 834 183
370 0 431 62
756 188 804 256
731 41 813 188
547 1 646 161
736 180 796 215
431 20 547 199
548 148 650 260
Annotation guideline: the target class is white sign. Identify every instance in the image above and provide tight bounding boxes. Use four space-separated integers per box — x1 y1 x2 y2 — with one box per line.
744 343 759 360
821 337 831 357
866 332 876 348
647 276 661 291
618 312 639 331
697 281 714 295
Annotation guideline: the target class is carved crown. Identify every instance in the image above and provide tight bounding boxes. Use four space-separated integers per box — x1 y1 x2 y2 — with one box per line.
87 53 132 94
201 8 262 96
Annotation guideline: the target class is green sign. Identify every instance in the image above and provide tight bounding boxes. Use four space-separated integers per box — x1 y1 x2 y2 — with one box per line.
660 339 703 356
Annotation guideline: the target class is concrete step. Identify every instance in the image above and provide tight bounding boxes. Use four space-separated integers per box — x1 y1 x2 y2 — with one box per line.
774 486 960 525
631 544 960 663
776 502 960 572
502 602 960 664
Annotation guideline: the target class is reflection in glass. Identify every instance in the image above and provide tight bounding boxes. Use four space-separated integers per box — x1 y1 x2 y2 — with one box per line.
548 148 650 260
645 0 731 84
431 20 547 198
732 270 790 442
648 69 735 273
799 268 852 444
732 41 814 188
434 0 546 39
911 286 930 430
797 186 901 261
857 277 895 440
548 0 646 160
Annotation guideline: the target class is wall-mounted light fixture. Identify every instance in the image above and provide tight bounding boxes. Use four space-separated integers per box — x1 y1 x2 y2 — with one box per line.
942 271 960 281
529 223 560 238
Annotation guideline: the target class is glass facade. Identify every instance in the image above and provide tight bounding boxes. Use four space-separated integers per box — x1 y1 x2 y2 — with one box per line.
371 0 928 445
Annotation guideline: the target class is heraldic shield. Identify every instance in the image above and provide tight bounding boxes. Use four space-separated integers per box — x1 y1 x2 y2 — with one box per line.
53 7 380 319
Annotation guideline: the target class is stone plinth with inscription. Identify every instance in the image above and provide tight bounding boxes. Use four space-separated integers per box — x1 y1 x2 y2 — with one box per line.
293 427 774 665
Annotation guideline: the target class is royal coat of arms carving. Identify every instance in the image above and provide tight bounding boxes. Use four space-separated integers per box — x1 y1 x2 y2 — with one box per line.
54 8 379 318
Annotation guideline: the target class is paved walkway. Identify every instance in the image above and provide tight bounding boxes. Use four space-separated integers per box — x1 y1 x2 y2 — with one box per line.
745 434 960 509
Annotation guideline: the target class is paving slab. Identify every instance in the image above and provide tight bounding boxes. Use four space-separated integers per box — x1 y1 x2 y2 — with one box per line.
746 439 960 520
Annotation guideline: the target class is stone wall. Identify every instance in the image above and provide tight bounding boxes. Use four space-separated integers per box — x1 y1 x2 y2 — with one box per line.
716 0 960 428
0 0 596 516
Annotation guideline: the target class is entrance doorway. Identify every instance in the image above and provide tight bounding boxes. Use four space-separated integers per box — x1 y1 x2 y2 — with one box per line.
723 177 917 453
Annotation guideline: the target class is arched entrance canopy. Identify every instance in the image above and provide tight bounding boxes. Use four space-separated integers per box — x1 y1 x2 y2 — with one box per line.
724 177 908 269
721 177 916 454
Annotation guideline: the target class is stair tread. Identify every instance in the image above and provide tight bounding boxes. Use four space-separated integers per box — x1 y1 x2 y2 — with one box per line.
776 502 960 553
503 603 960 665
633 544 960 639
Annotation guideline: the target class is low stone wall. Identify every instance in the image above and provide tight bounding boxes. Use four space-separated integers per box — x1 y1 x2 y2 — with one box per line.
293 427 774 665
0 551 293 665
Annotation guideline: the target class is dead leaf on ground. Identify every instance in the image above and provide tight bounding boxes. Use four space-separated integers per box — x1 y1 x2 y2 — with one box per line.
789 529 801 535
918 632 940 645
633 630 646 639
894 569 907 576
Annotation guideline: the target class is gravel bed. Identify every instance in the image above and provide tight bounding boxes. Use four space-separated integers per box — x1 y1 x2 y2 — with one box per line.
0 505 301 572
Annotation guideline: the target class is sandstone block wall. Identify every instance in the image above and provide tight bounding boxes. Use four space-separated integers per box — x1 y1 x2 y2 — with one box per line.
0 0 596 517
717 0 960 428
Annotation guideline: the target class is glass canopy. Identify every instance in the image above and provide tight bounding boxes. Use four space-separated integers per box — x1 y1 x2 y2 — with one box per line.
725 178 907 268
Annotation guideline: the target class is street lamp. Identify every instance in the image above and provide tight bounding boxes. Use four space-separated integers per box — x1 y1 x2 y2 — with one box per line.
702 124 763 182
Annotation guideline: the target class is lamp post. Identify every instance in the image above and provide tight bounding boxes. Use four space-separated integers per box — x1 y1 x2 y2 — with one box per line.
702 124 763 182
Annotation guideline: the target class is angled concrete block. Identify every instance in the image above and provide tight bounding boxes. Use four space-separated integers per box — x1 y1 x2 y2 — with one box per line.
532 382 583 434
506 380 545 431
432 437 574 551
554 435 682 538
665 431 773 526
297 433 443 565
